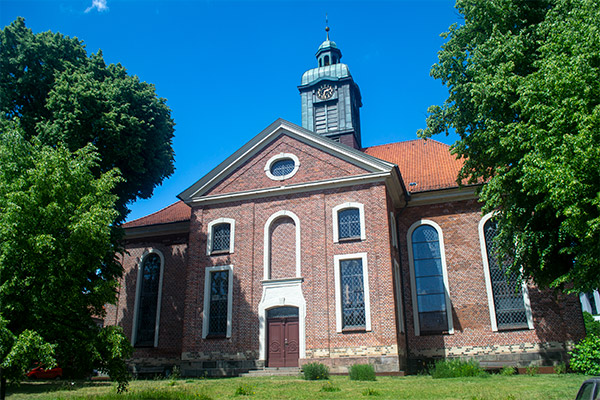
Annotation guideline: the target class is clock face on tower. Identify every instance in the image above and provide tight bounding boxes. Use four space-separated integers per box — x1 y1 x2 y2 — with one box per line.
316 84 334 100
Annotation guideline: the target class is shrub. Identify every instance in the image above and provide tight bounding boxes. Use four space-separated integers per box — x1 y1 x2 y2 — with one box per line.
554 362 566 375
430 359 486 379
362 387 380 396
570 334 600 375
583 311 600 337
525 365 539 376
349 364 376 381
320 381 341 392
302 362 330 380
234 384 255 396
499 365 515 376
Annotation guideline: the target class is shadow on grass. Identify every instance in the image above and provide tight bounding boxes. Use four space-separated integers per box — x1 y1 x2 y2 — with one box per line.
7 380 112 396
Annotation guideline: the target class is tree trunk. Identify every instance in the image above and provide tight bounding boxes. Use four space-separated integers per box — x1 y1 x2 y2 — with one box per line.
0 367 6 400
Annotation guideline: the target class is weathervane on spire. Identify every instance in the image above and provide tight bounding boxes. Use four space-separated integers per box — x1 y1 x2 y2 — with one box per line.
325 13 330 40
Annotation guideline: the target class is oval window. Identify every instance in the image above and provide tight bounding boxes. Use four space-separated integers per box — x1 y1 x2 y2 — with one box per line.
270 159 295 177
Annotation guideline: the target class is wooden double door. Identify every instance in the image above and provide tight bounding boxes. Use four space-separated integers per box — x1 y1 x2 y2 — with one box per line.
267 307 299 367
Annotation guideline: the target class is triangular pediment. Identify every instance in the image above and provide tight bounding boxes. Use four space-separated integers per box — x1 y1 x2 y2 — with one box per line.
178 119 405 205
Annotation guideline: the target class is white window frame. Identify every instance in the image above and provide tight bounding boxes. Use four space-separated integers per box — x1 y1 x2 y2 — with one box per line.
390 212 398 248
264 153 300 181
207 217 235 255
407 220 454 336
202 264 234 339
393 259 405 333
478 212 534 331
580 290 600 320
131 249 165 348
332 202 366 243
333 252 371 333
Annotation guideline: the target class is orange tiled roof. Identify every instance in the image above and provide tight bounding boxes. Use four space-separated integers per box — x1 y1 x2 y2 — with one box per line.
123 200 191 228
363 139 463 193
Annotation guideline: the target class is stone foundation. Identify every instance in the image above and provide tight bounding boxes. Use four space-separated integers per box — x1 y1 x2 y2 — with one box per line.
303 345 401 373
181 359 265 377
129 357 182 378
408 341 575 373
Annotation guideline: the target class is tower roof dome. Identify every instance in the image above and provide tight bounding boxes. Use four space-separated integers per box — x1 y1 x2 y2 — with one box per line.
317 39 338 52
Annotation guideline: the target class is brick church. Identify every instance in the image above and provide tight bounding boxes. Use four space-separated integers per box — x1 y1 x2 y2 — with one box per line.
106 33 585 376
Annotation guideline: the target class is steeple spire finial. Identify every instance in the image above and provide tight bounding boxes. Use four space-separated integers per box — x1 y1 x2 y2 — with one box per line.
325 14 330 40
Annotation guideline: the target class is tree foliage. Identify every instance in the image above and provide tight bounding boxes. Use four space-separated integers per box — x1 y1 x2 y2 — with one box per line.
0 126 131 393
0 17 175 221
419 0 600 292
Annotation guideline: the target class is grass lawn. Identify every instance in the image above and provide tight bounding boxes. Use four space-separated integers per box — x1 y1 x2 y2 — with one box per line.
6 374 589 400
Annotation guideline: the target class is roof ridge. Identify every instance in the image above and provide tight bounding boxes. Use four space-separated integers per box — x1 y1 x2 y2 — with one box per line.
363 138 450 150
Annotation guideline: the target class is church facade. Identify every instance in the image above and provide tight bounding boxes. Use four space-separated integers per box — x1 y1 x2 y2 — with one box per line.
105 36 585 376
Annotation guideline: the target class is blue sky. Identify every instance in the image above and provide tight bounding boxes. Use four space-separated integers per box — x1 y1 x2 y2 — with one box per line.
1 0 462 221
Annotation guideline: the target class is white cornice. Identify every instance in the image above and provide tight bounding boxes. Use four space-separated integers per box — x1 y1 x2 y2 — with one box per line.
407 185 479 207
187 171 392 206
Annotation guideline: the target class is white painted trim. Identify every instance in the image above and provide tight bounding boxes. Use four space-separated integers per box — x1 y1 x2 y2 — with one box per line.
332 202 366 243
333 253 371 333
390 212 398 248
407 186 479 207
263 210 301 280
393 259 405 333
478 213 500 332
407 220 453 336
206 218 236 255
258 278 306 361
188 172 391 206
131 249 165 348
202 265 234 339
178 120 396 201
478 212 534 331
264 153 300 181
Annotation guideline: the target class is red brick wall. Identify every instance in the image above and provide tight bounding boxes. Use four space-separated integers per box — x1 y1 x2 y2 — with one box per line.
106 234 188 361
269 216 297 279
181 182 400 360
205 134 369 196
397 199 585 359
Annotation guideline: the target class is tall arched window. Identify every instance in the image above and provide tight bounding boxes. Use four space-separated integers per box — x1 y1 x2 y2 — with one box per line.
407 220 453 336
133 251 164 347
479 214 533 331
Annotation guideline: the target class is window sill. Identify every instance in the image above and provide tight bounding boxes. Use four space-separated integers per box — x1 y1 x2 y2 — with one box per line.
209 250 231 256
495 325 530 332
341 326 366 333
204 334 227 339
337 236 362 243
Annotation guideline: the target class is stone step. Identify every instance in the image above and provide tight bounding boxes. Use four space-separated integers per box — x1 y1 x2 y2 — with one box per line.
240 367 301 377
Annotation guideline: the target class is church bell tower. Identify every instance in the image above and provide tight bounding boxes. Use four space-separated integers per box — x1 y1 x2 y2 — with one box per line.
298 27 362 149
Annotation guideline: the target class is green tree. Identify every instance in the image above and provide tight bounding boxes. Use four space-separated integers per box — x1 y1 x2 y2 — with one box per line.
0 17 175 221
0 127 132 397
419 0 600 292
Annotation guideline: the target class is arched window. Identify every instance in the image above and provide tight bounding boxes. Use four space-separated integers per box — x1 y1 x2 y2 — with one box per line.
133 251 164 347
324 55 330 66
479 214 533 331
332 202 366 242
207 218 235 255
407 220 453 336
202 265 233 338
